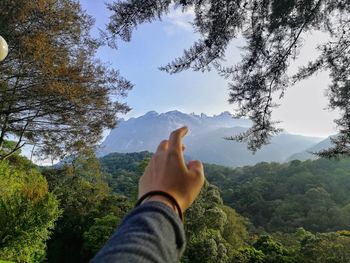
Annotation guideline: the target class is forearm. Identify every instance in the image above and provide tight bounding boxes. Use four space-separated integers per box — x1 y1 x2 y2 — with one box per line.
90 201 186 263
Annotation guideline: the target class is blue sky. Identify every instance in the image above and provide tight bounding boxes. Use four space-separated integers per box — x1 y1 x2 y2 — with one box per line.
80 0 339 138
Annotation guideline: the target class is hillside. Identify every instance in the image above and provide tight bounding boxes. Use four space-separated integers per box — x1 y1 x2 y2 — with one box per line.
100 152 350 233
206 158 350 233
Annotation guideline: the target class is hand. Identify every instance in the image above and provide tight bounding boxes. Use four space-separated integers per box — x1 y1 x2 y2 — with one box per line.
138 126 205 212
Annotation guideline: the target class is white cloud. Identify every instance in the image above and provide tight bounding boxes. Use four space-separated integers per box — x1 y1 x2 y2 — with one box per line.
163 6 195 36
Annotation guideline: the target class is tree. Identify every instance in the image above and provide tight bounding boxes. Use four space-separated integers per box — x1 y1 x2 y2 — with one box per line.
231 247 265 263
43 151 131 262
83 214 121 256
106 0 350 157
298 232 350 263
203 157 350 232
221 205 250 250
183 182 249 263
100 152 153 200
0 158 60 262
0 0 132 160
253 235 296 263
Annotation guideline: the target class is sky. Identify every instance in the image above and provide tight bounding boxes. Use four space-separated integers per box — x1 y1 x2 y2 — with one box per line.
79 0 340 138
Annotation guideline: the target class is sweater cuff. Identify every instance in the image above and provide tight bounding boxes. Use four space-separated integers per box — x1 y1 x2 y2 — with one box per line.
136 200 186 251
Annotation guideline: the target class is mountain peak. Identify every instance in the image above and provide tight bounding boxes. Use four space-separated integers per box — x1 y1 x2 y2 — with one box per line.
165 110 183 115
218 111 232 117
144 111 159 117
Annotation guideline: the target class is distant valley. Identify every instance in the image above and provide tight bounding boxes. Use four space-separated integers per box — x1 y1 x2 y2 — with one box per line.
98 110 331 167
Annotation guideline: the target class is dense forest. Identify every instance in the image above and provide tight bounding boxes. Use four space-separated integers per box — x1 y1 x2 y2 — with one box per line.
101 152 350 232
205 158 350 233
2 147 349 262
100 152 350 262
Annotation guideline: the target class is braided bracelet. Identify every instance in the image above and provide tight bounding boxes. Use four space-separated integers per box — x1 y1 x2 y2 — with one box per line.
135 191 184 222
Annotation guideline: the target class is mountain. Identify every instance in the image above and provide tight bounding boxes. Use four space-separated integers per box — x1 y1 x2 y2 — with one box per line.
98 110 324 167
98 110 251 155
186 127 325 166
287 136 333 161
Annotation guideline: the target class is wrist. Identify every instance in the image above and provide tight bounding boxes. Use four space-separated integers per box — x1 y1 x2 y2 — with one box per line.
136 191 184 221
143 195 179 216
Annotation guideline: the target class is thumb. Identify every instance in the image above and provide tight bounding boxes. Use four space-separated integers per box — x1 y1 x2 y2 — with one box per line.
188 160 204 177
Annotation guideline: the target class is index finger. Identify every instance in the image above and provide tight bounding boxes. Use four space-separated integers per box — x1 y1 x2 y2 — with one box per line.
168 126 188 152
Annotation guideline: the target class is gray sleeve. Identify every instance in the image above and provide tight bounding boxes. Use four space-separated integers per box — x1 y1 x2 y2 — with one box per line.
90 201 186 263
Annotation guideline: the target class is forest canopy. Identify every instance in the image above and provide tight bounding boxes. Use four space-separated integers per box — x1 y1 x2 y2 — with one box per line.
1 149 350 262
99 152 350 263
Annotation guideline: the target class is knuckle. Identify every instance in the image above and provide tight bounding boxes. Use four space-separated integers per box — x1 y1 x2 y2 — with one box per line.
193 168 204 178
192 169 201 177
168 148 179 157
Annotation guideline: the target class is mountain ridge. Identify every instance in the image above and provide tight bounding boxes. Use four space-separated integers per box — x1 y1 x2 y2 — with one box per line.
287 136 334 161
98 110 325 167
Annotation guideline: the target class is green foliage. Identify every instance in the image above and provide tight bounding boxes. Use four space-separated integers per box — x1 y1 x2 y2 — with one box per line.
253 235 296 263
186 229 229 263
0 141 20 156
182 182 249 263
100 151 152 200
230 231 350 263
205 158 350 232
0 160 60 263
221 205 250 249
234 235 297 263
231 247 265 263
297 232 350 263
0 151 342 262
262 229 350 263
43 151 131 263
83 214 121 255
137 156 151 174
99 153 350 262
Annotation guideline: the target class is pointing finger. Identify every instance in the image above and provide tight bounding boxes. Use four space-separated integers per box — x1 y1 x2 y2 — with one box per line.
169 126 188 152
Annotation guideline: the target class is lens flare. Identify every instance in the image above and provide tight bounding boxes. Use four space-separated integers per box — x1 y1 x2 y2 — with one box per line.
0 35 9 62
